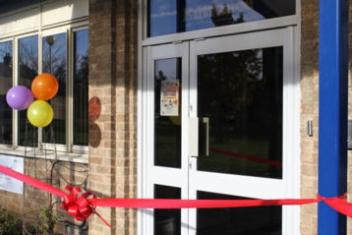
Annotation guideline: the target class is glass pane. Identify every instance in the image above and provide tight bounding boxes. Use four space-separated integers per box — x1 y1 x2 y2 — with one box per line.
42 33 67 144
73 29 89 146
155 58 182 168
148 0 295 36
18 35 38 146
197 47 283 179
0 41 13 145
154 185 181 235
148 0 179 37
197 191 282 234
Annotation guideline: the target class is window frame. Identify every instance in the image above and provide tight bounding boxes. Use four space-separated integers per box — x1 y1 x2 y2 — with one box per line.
0 23 89 156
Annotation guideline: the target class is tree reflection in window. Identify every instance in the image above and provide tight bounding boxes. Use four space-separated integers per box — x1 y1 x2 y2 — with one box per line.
18 35 38 146
197 47 283 179
42 33 67 145
73 29 89 146
148 0 295 36
0 41 13 145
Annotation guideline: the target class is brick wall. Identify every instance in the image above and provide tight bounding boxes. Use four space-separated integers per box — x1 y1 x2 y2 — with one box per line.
88 0 137 234
301 1 352 234
300 1 319 234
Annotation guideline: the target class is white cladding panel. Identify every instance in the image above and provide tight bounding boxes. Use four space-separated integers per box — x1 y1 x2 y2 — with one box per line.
0 8 40 38
42 0 88 26
0 0 88 38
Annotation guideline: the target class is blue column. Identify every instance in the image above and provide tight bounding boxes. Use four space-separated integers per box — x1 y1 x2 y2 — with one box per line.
318 0 349 235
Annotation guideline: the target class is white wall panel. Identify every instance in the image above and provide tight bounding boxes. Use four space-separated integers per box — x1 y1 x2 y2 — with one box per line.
0 8 40 38
0 0 88 39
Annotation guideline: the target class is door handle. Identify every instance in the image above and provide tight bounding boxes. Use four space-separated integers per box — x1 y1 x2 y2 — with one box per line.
189 117 210 158
189 118 199 157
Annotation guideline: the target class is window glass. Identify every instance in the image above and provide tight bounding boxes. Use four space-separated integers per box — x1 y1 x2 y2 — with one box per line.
197 47 283 179
18 35 38 146
154 58 182 168
73 29 89 146
148 0 295 37
149 0 179 36
197 191 282 234
154 185 181 235
42 33 67 145
0 41 13 145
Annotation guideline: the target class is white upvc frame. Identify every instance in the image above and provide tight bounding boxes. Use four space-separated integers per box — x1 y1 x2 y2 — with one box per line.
0 2 89 159
138 1 301 235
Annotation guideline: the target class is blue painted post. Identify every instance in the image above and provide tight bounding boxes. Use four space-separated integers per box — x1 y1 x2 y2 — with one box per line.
318 0 349 235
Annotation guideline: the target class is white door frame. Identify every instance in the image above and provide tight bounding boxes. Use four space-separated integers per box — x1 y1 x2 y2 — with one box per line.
138 27 300 235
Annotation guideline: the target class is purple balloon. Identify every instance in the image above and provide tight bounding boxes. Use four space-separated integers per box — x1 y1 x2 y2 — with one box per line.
6 86 34 110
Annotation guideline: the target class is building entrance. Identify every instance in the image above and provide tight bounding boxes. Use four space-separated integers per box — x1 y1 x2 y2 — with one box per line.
140 27 299 235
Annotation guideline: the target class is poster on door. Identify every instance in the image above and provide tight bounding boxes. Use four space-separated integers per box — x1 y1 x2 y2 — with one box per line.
160 80 179 116
0 155 23 194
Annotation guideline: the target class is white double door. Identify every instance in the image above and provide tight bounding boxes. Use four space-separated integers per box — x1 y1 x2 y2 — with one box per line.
140 27 299 235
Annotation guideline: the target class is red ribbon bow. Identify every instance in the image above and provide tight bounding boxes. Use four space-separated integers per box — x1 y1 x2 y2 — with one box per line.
61 185 95 221
61 185 111 227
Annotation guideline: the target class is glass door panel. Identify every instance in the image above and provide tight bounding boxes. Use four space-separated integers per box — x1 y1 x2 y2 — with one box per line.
154 185 181 235
154 58 182 168
197 46 283 179
197 191 282 235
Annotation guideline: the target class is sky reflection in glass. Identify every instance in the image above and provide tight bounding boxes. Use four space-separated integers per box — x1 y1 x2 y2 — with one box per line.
149 0 295 37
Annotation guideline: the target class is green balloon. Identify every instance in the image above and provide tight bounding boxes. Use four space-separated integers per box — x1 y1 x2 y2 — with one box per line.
27 100 54 127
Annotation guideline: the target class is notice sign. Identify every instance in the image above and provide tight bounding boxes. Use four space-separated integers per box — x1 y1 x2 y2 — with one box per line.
160 80 179 116
0 155 23 194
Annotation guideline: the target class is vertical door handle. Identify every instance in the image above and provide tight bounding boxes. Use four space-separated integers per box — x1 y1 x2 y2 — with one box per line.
189 118 199 158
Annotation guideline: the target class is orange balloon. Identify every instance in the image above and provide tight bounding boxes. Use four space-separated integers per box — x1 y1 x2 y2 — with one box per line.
31 73 59 100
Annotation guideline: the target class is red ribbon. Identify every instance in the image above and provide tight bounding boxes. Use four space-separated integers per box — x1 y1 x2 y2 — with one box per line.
0 164 352 227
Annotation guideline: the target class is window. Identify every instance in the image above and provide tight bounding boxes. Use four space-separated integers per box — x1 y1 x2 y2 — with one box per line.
73 29 89 146
148 0 296 37
0 0 89 158
42 33 67 145
0 41 13 145
0 28 88 153
18 35 38 147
